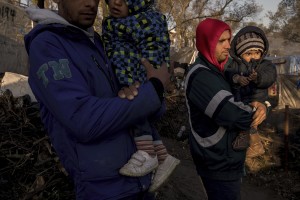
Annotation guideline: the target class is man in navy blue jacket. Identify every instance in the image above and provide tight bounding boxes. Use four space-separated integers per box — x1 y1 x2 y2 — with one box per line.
24 0 170 199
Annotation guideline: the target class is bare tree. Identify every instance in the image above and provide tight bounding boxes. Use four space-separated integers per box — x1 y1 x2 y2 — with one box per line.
281 0 300 43
93 0 106 33
268 0 300 43
36 0 44 8
267 2 291 32
30 0 261 49
157 0 261 50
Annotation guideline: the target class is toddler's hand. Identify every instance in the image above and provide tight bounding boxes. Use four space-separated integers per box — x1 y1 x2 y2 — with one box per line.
238 75 250 86
248 70 258 82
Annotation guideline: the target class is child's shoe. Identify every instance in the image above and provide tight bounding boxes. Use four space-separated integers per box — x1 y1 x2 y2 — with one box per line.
119 150 158 177
148 155 180 192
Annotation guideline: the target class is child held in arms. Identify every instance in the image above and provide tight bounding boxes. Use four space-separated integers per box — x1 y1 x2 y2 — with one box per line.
225 26 277 158
102 0 180 192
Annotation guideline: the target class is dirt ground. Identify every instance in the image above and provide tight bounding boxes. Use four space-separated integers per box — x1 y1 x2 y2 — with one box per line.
155 137 286 200
1 90 300 200
153 101 300 200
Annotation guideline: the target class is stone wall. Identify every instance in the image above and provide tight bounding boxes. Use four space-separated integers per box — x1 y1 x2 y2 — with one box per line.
0 0 31 75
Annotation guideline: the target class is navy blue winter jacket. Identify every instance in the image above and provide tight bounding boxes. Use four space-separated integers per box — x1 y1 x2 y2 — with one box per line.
24 8 162 200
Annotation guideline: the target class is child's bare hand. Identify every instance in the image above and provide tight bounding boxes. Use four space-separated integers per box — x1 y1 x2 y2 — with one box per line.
248 70 257 82
238 75 250 86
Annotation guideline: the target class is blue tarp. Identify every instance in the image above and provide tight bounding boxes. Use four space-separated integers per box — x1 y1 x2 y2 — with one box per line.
267 55 300 75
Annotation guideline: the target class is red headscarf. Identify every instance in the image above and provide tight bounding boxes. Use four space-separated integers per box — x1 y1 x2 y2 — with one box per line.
196 18 231 72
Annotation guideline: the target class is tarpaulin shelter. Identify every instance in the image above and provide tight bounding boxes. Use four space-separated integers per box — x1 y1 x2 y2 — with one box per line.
269 56 300 75
170 47 198 65
278 74 300 109
268 56 300 109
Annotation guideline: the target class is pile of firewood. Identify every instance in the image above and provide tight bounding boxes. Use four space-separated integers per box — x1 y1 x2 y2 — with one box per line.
244 109 300 199
0 90 74 200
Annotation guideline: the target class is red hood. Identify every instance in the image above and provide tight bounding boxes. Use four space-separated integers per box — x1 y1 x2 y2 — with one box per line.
196 18 231 72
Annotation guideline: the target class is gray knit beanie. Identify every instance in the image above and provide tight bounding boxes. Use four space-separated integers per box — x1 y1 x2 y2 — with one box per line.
236 32 265 56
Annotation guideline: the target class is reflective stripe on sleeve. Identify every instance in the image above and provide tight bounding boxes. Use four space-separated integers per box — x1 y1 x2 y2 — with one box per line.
185 64 226 147
205 90 232 118
191 126 226 147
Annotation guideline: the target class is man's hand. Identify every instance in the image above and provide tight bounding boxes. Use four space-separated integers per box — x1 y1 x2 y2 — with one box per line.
250 101 267 127
141 58 170 89
118 82 140 100
238 75 250 86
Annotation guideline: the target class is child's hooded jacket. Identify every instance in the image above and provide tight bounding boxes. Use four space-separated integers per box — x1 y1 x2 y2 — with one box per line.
102 0 170 85
225 26 277 103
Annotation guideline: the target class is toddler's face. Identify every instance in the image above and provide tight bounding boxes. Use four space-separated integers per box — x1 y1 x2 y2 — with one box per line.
241 50 262 62
108 0 129 18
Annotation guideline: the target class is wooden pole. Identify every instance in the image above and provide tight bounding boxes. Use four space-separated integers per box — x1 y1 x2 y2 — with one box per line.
284 105 289 171
37 0 45 8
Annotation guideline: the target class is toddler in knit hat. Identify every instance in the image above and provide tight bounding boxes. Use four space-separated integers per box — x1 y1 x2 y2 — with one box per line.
225 26 276 158
232 31 266 88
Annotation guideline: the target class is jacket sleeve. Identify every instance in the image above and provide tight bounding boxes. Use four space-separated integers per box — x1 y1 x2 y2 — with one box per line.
131 12 170 68
28 33 162 143
224 62 240 87
187 69 253 130
255 60 277 88
101 18 115 60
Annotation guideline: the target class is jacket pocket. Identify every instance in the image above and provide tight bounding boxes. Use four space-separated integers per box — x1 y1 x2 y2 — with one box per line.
76 133 135 181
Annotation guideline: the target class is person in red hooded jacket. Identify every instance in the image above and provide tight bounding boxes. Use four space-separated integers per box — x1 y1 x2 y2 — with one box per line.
184 18 268 200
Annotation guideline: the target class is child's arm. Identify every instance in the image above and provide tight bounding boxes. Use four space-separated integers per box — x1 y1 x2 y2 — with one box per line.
233 74 250 86
248 70 258 82
255 60 277 89
225 62 250 87
131 12 170 68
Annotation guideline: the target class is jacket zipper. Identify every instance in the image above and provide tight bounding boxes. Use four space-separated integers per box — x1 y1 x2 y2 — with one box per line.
91 55 116 93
